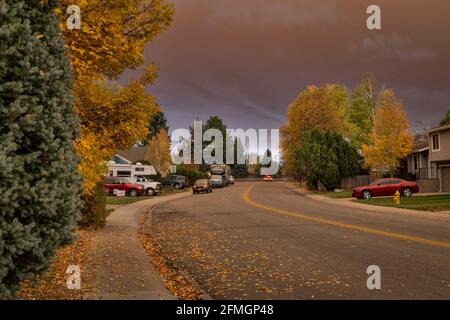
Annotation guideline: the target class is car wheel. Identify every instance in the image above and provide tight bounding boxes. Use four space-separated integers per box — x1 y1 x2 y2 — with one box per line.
174 183 181 189
146 188 155 196
402 187 412 197
129 189 138 197
362 190 372 200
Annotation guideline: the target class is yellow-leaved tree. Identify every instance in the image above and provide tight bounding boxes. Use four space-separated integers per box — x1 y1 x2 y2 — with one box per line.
281 84 349 174
56 0 173 224
145 128 172 176
362 90 414 176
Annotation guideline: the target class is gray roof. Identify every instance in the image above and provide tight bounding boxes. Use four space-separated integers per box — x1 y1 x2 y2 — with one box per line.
429 123 450 134
117 147 147 163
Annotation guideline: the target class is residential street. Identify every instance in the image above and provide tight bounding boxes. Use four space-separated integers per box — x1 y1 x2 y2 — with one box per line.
149 182 450 300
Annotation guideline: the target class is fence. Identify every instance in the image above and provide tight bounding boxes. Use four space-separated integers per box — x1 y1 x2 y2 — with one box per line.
340 175 375 189
413 167 438 180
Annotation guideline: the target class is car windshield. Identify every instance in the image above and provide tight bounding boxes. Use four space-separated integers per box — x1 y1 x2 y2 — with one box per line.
195 179 208 185
370 180 383 185
211 175 222 180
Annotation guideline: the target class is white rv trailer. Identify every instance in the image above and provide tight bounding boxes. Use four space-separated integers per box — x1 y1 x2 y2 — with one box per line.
107 154 157 178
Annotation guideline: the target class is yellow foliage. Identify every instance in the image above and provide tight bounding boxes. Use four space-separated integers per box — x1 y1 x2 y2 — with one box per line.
281 84 349 173
57 0 174 195
362 90 414 176
145 129 172 176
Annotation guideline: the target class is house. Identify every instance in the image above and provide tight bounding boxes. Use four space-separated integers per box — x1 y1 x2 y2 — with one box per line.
428 124 450 192
407 124 450 192
108 147 156 177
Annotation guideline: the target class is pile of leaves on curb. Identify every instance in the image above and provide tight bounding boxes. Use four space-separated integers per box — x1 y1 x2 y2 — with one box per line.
18 228 95 300
139 213 202 300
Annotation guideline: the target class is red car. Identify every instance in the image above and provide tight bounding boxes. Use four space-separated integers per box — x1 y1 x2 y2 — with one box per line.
263 175 273 182
103 177 145 197
352 178 419 200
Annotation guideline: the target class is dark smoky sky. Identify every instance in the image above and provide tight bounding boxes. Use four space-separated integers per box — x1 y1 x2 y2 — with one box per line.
122 0 450 133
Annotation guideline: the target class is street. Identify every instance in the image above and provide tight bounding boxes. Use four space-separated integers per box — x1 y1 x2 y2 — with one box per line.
150 182 450 300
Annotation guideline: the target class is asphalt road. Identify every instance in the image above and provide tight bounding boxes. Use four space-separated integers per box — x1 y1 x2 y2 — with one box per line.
150 182 450 299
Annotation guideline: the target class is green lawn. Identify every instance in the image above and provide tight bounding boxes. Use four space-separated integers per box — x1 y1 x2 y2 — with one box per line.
319 190 353 199
106 196 154 205
355 194 450 212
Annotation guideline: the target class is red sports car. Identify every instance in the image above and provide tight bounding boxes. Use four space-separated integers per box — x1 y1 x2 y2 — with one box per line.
352 178 419 200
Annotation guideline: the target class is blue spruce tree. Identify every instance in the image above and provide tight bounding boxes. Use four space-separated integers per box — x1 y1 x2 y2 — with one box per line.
0 0 83 296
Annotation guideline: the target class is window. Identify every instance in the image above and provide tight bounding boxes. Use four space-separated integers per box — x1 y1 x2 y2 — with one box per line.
135 167 145 172
117 170 131 177
431 133 440 151
413 155 419 171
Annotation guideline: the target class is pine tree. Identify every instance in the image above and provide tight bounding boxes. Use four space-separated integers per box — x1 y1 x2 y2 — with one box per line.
0 0 83 296
146 110 169 143
440 107 450 125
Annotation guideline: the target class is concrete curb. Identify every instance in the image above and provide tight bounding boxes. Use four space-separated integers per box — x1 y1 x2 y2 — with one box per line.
284 182 450 222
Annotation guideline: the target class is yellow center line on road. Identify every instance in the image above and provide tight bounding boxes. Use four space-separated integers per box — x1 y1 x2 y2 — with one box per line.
243 185 450 250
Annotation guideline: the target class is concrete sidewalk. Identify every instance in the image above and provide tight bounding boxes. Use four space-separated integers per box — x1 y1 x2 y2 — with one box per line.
285 183 450 222
85 192 192 300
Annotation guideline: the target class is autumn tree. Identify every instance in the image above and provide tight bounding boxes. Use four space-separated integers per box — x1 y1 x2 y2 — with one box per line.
145 128 172 176
347 74 377 150
56 0 174 222
0 0 82 296
281 85 349 174
362 90 414 176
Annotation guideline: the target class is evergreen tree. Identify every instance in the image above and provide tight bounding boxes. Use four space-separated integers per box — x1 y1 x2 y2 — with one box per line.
146 110 169 143
294 130 360 190
230 138 248 178
0 0 83 296
440 107 450 125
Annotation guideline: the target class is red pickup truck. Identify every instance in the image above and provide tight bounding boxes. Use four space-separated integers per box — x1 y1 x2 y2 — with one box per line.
103 177 145 197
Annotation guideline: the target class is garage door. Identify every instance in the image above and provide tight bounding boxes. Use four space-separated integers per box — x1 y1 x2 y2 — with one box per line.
442 167 450 192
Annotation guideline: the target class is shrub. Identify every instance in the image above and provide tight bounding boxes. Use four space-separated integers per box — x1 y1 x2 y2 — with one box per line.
79 183 110 228
0 0 83 296
175 166 209 185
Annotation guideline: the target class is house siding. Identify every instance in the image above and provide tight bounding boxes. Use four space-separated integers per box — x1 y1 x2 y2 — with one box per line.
430 128 450 162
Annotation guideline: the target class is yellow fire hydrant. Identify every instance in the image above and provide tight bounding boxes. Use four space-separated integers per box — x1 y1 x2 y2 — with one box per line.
394 190 401 205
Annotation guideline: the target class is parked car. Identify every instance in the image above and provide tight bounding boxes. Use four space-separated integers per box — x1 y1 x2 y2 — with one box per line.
193 179 213 194
125 176 162 196
103 177 145 197
229 175 235 184
352 178 419 200
161 175 189 189
210 175 225 188
263 175 273 182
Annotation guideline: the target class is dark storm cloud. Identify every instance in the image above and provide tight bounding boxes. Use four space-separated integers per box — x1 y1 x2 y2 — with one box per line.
127 0 450 131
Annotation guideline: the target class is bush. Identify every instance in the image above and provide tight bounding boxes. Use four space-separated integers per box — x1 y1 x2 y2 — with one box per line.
79 183 110 228
0 0 83 296
175 166 209 185
295 130 360 190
